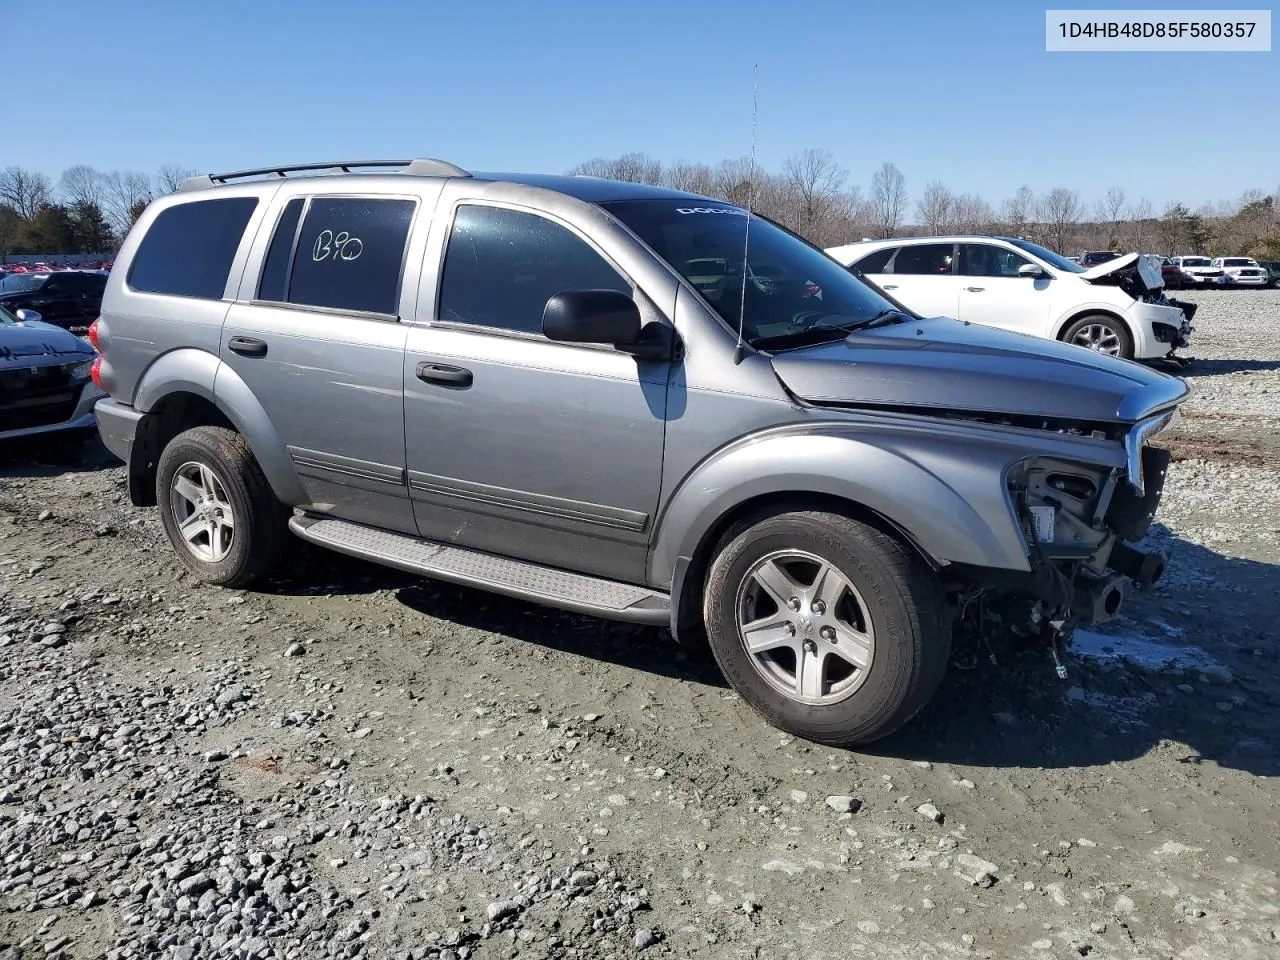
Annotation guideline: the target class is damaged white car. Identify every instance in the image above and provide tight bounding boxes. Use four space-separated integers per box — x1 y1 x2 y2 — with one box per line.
825 236 1194 365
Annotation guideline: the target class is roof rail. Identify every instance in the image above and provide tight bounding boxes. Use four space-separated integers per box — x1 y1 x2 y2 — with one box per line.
179 158 471 192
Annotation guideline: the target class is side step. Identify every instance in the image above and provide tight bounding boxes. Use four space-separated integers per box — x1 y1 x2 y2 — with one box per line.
289 515 670 625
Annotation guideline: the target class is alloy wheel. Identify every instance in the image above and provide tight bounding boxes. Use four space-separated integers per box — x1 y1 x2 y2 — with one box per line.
169 461 235 563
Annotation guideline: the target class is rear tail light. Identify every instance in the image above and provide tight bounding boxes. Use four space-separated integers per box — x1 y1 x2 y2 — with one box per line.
87 317 101 352
90 357 104 390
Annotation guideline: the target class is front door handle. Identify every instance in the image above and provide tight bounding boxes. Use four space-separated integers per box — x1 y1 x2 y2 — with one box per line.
965 286 985 292
228 336 268 358
882 284 898 290
416 361 472 388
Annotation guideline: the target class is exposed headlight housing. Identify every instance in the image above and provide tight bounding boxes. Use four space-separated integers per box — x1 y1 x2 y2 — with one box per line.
69 360 93 381
1124 409 1179 495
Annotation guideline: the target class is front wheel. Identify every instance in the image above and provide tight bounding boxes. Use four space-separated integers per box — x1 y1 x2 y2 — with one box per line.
156 426 289 588
1062 313 1134 359
703 510 950 746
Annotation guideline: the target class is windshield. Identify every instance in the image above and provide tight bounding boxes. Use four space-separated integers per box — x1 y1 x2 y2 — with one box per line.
1181 257 1211 267
0 274 44 293
599 199 905 349
1004 238 1087 273
1223 258 1254 266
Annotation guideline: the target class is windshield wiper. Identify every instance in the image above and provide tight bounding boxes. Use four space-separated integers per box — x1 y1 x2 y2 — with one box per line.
845 308 911 331
749 323 857 351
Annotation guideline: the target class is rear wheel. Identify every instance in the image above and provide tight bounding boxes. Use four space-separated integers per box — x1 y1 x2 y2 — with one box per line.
156 426 289 588
703 510 950 746
1062 313 1134 359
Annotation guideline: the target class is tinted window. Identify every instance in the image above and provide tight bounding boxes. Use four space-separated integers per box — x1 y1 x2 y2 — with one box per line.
959 243 1032 277
128 197 259 299
284 197 414 315
438 205 628 334
1223 258 1252 267
891 243 954 275
851 247 895 274
257 198 305 302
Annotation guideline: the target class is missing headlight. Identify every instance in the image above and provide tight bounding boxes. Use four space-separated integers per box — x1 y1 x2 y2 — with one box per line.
1045 473 1098 501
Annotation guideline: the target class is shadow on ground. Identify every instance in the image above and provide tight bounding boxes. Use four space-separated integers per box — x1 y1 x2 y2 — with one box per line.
1181 358 1280 377
0 432 117 477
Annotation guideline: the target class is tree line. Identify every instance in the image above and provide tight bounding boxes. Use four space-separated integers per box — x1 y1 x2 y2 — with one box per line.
569 150 1280 259
0 164 195 257
4 154 1278 259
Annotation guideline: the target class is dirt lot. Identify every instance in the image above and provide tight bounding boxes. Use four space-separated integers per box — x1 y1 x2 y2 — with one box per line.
2 289 1277 960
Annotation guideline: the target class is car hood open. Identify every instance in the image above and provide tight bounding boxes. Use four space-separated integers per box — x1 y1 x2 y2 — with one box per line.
768 315 1186 425
0 319 93 364
1078 252 1165 292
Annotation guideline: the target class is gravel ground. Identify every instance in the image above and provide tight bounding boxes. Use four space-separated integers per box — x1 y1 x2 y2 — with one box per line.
2 289 1278 960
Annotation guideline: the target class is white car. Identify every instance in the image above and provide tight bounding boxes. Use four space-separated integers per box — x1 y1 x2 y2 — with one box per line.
824 235 1192 362
1211 256 1268 286
1171 256 1228 286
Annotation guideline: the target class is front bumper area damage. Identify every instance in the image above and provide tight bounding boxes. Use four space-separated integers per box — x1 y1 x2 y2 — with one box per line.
944 408 1179 675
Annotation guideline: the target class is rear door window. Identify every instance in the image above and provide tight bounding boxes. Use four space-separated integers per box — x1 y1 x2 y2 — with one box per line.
128 197 259 299
269 197 416 315
851 247 896 274
890 243 955 275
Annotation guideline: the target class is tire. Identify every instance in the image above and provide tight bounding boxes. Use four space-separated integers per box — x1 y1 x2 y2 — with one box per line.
1061 313 1134 360
156 425 289 588
703 509 950 746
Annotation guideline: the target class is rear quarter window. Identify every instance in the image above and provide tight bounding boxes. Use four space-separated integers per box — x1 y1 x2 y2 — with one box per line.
127 197 259 299
850 247 895 274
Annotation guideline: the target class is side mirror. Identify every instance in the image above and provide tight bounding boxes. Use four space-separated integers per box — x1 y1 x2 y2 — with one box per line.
543 289 673 362
1018 263 1046 279
14 308 42 323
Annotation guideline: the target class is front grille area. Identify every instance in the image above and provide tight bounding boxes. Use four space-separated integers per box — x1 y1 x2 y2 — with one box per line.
1 365 82 432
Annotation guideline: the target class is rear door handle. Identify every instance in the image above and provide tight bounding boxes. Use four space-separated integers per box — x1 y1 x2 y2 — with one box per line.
965 286 985 292
416 361 472 388
228 336 268 358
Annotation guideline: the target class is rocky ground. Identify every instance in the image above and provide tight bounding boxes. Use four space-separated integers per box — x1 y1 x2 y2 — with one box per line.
1 289 1277 960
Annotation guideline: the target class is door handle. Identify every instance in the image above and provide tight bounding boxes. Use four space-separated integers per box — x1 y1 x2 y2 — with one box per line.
416 361 473 388
965 286 985 292
228 336 268 358
882 284 898 290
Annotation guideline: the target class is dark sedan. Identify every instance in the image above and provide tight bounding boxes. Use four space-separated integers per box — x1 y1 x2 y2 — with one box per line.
0 270 106 331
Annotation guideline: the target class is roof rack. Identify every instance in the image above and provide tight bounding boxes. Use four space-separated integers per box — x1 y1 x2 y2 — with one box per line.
179 158 471 192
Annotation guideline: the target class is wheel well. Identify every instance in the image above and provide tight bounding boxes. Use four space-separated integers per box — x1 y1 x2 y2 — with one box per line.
1055 309 1132 343
671 491 940 641
127 392 235 506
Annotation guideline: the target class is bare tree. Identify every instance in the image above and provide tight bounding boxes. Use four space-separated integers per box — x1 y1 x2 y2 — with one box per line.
567 153 661 185
155 164 198 195
869 162 907 239
100 171 154 234
711 157 761 208
661 160 715 196
781 148 848 239
1037 187 1083 253
1095 185 1126 246
949 193 995 233
1000 185 1036 234
915 180 952 234
1125 197 1154 250
59 165 104 208
0 166 53 220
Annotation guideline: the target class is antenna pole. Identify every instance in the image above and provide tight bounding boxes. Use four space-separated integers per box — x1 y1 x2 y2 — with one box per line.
732 64 759 365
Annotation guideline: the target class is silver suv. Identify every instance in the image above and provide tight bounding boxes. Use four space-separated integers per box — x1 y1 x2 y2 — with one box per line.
91 158 1188 746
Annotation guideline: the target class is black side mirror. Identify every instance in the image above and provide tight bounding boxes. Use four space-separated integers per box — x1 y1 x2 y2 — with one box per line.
543 289 673 360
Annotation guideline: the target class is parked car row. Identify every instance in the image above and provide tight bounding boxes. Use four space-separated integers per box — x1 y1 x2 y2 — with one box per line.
1 259 113 274
0 269 107 331
825 235 1194 364
1063 251 1277 288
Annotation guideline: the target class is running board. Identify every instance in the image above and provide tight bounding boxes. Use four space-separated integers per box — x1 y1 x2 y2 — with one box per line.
289 515 670 625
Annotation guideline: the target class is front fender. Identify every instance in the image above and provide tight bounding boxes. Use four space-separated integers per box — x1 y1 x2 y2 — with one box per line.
649 421 1086 591
132 348 306 504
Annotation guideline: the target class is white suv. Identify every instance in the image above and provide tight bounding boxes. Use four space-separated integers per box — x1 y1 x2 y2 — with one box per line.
1211 256 1268 286
825 235 1193 362
1172 256 1228 286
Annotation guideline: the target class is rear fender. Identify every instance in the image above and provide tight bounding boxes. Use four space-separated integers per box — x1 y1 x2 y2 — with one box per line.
132 348 306 504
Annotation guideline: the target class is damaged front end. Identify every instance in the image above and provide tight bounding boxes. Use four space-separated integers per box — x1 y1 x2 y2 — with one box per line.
1082 253 1197 367
947 406 1180 676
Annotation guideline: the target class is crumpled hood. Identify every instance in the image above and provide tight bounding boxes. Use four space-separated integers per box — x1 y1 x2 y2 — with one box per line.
769 316 1184 424
0 320 94 364
1079 252 1165 290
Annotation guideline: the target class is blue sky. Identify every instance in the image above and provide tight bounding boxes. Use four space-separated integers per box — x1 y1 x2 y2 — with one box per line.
8 0 1275 211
